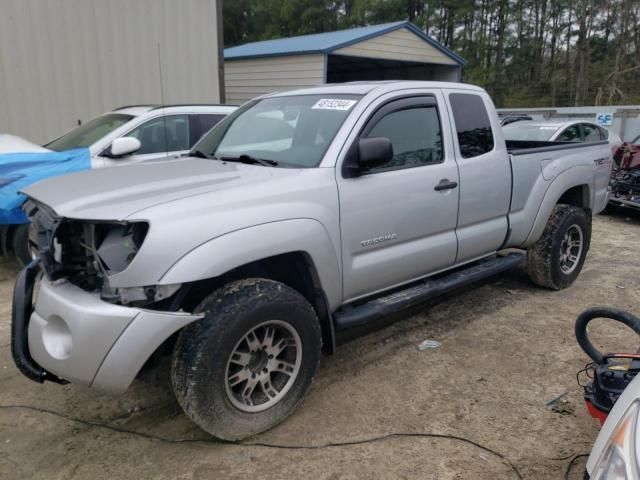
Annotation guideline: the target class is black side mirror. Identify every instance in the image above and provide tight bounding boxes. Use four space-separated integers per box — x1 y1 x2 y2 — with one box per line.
358 137 393 169
341 136 394 178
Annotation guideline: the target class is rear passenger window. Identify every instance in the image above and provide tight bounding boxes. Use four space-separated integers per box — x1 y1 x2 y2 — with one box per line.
599 127 609 140
582 124 602 142
189 114 226 146
364 106 443 172
449 93 494 158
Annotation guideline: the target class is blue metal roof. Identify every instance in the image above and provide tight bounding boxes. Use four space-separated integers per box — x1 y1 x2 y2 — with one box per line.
224 21 465 65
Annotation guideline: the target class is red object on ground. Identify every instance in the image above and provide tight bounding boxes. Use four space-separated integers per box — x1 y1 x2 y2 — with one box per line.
585 399 609 426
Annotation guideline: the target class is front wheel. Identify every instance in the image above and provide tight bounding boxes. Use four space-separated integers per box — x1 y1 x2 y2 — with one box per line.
526 204 591 290
171 278 322 440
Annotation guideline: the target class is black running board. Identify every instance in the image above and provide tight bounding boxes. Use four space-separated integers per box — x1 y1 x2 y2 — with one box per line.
333 253 525 330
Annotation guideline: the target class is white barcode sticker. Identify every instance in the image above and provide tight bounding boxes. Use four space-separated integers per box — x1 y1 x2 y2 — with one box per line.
312 98 357 111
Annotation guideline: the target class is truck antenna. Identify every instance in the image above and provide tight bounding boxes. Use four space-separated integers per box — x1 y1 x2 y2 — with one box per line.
157 43 169 155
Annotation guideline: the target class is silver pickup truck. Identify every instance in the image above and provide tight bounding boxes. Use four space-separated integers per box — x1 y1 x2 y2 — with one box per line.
12 81 613 440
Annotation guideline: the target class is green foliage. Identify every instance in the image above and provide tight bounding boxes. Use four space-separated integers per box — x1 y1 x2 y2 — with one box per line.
223 0 640 107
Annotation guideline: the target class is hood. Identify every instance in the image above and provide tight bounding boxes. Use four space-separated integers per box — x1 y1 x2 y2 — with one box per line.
23 157 302 220
0 134 50 153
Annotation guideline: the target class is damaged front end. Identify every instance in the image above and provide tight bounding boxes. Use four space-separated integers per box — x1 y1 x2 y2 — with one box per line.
12 199 202 391
25 199 180 307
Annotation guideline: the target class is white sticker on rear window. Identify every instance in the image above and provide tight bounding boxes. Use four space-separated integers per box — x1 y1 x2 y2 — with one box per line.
312 99 357 111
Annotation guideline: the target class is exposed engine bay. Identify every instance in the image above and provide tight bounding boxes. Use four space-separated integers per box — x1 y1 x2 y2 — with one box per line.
24 199 180 306
609 143 640 209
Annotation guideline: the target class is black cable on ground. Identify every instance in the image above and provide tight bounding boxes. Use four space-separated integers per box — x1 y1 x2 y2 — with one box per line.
0 403 523 479
564 453 589 480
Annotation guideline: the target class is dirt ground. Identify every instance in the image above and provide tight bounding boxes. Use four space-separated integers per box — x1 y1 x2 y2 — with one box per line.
1 208 639 480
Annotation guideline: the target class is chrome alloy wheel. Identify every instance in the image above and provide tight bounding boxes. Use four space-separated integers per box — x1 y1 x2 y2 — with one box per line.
225 320 302 413
559 224 584 275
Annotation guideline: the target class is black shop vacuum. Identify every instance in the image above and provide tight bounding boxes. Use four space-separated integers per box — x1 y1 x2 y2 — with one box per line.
576 307 640 425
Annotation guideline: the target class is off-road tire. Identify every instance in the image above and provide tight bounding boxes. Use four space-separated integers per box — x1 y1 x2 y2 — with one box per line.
526 204 591 290
171 278 322 440
12 224 32 266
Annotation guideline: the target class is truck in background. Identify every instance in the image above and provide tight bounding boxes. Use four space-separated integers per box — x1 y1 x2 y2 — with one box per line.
498 105 640 143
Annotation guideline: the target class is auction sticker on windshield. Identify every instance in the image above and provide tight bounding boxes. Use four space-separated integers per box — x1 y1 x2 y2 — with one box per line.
312 99 357 111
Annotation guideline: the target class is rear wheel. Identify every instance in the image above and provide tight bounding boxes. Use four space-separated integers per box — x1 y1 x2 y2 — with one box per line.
526 204 591 290
171 278 322 440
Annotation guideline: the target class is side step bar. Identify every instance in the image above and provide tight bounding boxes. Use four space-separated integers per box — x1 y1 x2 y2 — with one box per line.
333 252 525 330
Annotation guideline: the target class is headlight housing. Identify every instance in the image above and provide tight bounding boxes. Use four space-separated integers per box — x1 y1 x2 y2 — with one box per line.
28 208 148 291
94 222 149 274
25 202 167 305
591 402 640 480
25 199 149 278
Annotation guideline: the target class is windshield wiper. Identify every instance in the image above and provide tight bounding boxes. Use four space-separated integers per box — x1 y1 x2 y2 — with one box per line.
221 154 278 167
190 149 214 159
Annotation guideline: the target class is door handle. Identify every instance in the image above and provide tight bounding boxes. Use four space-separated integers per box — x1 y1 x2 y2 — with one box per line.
434 179 458 191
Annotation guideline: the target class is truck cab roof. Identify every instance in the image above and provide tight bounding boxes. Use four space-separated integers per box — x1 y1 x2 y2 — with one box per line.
266 81 486 98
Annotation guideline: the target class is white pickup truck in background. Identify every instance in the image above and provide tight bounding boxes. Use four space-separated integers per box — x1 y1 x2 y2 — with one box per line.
503 119 622 147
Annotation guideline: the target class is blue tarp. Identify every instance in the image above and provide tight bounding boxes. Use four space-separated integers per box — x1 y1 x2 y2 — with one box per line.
0 148 91 223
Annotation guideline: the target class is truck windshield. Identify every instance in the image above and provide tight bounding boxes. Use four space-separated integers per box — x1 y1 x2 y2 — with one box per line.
192 94 361 167
502 123 560 142
45 113 133 151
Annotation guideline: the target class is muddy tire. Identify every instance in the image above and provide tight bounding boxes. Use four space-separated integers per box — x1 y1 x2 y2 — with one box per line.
171 278 322 440
11 224 33 266
526 204 591 290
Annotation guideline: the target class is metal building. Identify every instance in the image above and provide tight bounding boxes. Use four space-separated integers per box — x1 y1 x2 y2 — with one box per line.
224 21 465 105
0 0 224 144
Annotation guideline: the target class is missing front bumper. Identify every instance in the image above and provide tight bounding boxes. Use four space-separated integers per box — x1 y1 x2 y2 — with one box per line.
12 266 203 393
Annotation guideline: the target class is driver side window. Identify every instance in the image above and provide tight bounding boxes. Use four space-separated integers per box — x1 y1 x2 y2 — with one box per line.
126 115 190 154
582 124 602 142
363 105 443 173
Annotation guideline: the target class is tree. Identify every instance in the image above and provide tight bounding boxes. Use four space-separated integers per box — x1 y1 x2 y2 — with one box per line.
223 0 640 107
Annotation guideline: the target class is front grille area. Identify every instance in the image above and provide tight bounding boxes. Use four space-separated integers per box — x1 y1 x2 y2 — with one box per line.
24 200 102 292
52 221 103 291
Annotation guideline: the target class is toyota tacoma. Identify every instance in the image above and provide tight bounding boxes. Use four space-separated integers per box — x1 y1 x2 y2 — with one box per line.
12 81 613 440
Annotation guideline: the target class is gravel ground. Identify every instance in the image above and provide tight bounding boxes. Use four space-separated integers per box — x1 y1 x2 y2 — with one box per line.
1 208 639 480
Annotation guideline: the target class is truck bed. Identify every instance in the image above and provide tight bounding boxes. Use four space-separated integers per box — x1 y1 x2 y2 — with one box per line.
505 139 613 247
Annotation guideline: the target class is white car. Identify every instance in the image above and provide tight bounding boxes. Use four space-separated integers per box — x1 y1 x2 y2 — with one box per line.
44 104 236 165
503 120 622 148
1 104 235 264
585 372 640 479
